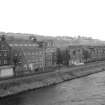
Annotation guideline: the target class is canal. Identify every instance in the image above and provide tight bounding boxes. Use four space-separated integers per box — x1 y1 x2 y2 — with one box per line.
1 71 105 105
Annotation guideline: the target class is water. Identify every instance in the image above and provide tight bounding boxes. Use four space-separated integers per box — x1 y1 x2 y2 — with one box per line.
1 71 105 105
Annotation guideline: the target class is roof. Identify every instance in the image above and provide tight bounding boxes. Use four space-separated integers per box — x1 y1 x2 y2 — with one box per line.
0 40 12 50
0 37 54 64
7 39 39 47
12 45 44 63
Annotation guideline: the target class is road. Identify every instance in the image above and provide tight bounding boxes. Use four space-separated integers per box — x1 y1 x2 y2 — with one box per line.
0 60 105 84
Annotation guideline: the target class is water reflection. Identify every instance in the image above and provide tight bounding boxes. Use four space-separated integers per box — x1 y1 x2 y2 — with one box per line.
0 95 23 105
1 71 105 105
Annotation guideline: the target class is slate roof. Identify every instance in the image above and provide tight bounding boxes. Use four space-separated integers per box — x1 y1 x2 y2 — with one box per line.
5 39 44 64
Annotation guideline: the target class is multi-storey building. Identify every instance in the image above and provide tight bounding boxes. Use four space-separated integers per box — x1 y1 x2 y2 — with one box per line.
0 35 56 76
42 40 57 69
0 36 56 74
0 35 14 77
68 46 84 65
7 39 45 74
88 46 105 62
0 36 12 66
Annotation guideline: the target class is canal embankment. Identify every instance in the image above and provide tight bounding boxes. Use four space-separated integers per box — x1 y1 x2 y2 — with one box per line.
0 61 105 97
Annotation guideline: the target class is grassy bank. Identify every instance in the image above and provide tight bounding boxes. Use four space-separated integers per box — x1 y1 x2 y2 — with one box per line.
0 61 105 97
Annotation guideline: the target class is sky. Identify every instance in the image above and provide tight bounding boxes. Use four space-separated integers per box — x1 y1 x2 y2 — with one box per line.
0 0 105 40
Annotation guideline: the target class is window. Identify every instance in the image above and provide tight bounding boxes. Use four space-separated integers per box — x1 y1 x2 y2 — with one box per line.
4 52 8 56
0 52 1 56
19 44 23 46
73 50 76 55
9 44 13 46
32 52 34 55
24 53 26 55
1 45 4 49
78 49 80 52
14 44 18 46
33 44 36 46
4 60 8 65
24 44 27 46
28 52 30 55
97 49 98 54
14 53 18 56
24 64 27 70
4 54 7 56
0 60 1 65
29 44 32 46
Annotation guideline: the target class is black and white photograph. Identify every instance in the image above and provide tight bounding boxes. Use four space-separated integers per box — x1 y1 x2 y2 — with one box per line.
0 0 105 105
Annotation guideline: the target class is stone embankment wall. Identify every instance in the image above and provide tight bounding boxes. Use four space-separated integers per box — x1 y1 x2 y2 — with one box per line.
0 61 105 97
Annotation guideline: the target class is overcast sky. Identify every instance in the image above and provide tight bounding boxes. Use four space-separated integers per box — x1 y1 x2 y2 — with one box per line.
0 0 105 40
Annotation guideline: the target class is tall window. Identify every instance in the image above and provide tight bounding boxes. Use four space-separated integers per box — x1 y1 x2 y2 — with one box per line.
4 52 7 56
0 52 1 56
4 60 8 65
73 50 76 55
0 60 1 65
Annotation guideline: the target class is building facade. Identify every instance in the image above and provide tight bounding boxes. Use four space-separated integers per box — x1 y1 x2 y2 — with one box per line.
0 36 12 66
67 46 84 65
42 40 57 70
0 36 14 77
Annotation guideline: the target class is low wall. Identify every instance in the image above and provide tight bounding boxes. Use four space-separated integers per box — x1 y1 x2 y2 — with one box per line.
0 61 105 97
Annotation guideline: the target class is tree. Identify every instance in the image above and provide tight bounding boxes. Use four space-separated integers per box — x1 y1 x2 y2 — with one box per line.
82 49 90 63
56 48 62 67
64 49 70 66
61 49 70 66
56 48 70 67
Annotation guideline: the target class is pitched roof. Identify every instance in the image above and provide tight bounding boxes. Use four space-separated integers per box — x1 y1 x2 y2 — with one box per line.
0 40 11 50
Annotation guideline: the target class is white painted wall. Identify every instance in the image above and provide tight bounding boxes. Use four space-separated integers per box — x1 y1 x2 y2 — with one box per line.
0 68 14 77
29 63 34 70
